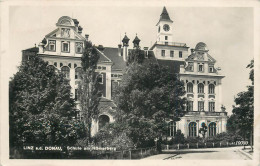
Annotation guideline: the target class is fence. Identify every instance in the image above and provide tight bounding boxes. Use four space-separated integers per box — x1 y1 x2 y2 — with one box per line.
94 146 158 159
162 141 242 150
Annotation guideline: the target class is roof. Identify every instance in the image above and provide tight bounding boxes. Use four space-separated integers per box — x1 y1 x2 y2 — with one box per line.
98 97 116 109
23 47 39 52
95 48 113 63
103 47 127 72
158 6 173 23
133 35 141 43
195 42 208 51
157 59 185 74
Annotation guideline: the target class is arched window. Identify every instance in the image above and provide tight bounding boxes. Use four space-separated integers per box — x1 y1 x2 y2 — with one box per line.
187 82 193 93
75 67 82 79
208 84 215 94
169 121 176 136
208 122 217 137
61 66 70 78
198 83 204 93
189 122 197 137
98 115 110 130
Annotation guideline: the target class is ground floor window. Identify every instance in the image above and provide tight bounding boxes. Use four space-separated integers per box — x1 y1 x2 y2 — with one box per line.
189 122 197 137
208 122 217 137
169 121 176 136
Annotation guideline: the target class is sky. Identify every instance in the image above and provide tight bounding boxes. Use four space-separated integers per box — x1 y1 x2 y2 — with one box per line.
8 6 253 115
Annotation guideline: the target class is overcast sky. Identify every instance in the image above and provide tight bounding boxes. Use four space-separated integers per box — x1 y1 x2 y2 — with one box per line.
8 6 253 115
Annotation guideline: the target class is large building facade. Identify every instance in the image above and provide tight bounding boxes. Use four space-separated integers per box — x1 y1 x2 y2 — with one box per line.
22 7 227 138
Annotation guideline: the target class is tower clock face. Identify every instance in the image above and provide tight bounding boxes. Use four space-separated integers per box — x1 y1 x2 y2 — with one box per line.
163 24 170 32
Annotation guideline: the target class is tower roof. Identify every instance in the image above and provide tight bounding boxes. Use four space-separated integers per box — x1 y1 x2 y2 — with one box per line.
133 35 140 43
158 6 173 23
195 42 208 51
122 34 130 45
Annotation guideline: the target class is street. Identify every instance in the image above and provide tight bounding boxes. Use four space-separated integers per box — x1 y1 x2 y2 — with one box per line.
142 147 252 160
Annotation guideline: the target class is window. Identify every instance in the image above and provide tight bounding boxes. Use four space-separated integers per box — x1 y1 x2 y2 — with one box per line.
179 51 182 58
198 101 204 111
187 101 193 111
161 50 165 57
169 121 176 136
198 64 204 72
61 66 70 78
170 51 174 57
75 67 82 79
208 122 217 137
208 84 215 94
165 42 168 45
187 62 194 71
209 67 214 73
75 89 79 101
209 102 215 112
187 82 193 93
97 74 103 84
165 36 168 40
198 83 204 93
61 41 70 52
75 42 83 54
189 122 197 137
48 40 56 51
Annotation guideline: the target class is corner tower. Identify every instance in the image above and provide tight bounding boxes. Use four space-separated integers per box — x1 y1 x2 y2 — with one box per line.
156 6 173 43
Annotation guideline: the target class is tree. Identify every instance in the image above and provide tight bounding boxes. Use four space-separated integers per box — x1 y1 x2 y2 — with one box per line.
9 54 86 155
78 41 101 144
231 60 254 148
199 123 207 139
115 59 186 148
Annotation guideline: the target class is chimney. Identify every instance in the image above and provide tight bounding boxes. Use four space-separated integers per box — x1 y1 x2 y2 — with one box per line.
118 44 122 56
85 34 89 41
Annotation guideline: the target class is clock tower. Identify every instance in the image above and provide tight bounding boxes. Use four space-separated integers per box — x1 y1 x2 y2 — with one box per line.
156 6 173 44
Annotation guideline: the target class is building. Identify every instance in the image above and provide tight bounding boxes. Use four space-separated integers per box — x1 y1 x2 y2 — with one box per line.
22 7 227 138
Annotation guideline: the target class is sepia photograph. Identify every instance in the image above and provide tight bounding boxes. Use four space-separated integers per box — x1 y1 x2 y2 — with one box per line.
1 1 259 165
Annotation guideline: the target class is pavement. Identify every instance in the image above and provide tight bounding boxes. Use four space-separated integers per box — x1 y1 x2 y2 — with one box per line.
142 146 253 160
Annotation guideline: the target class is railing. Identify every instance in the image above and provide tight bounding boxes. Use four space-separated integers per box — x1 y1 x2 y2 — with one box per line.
186 111 227 116
155 41 187 47
162 141 243 150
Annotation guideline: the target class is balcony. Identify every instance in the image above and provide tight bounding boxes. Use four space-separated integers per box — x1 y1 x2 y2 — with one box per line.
185 111 227 116
155 41 187 47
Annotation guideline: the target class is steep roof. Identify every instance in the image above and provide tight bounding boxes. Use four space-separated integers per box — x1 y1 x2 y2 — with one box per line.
157 59 185 74
23 47 39 52
95 48 113 63
159 6 173 23
103 47 127 72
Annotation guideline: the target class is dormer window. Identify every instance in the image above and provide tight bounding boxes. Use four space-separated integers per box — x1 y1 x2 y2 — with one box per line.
209 66 214 73
61 41 70 53
76 42 83 54
198 64 204 72
48 40 56 52
187 62 194 71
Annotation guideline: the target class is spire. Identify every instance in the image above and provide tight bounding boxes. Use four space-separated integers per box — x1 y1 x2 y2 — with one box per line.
158 6 173 23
